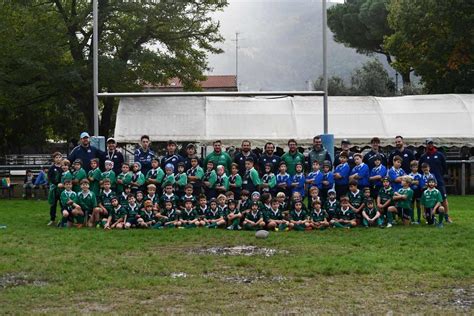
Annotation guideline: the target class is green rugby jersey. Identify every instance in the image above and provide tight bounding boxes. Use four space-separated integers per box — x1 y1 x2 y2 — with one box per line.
421 188 443 208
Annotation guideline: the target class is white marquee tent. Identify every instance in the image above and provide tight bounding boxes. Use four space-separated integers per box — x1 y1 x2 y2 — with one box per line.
114 94 474 147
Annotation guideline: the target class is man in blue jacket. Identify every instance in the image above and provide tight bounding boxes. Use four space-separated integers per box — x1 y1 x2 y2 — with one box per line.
68 132 105 172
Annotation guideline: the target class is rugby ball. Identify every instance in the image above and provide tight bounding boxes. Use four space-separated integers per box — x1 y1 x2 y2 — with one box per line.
255 230 269 239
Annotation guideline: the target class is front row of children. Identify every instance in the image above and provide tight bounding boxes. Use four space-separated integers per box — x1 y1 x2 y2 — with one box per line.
58 170 446 230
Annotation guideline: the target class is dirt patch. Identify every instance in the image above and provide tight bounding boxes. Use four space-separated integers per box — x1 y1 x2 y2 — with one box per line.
189 245 288 257
0 273 48 289
451 286 473 311
203 272 287 284
411 284 473 311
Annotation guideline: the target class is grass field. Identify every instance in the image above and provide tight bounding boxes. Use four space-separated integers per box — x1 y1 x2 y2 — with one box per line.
1 197 473 314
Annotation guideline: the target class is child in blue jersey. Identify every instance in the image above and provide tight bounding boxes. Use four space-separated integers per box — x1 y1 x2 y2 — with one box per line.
388 155 406 192
369 155 387 198
320 160 334 205
409 160 422 224
349 153 370 190
276 162 291 199
419 162 437 191
306 160 323 196
290 162 306 198
333 152 350 198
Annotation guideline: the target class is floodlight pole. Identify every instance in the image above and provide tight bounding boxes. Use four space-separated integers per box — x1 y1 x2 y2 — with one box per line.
322 0 328 134
92 0 99 136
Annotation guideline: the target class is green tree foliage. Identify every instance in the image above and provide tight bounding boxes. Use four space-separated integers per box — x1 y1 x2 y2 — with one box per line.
326 0 412 83
0 1 227 154
385 0 474 93
314 59 395 96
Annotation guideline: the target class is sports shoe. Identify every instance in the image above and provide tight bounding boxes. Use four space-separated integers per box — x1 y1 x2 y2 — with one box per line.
411 221 419 225
386 223 392 228
47 220 56 226
274 228 279 232
226 225 233 230
437 223 444 229
446 217 453 223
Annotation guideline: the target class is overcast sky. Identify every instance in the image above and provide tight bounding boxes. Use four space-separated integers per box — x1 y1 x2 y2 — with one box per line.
206 0 377 90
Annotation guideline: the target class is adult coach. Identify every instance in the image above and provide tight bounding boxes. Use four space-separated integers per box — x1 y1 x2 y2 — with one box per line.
259 142 281 174
307 135 332 170
234 140 259 176
388 136 414 173
363 137 388 170
68 132 105 172
281 139 305 176
204 140 232 174
105 137 124 175
418 138 452 223
160 140 184 172
134 135 155 175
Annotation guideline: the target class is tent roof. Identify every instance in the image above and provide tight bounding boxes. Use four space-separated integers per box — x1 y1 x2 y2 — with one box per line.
114 94 474 147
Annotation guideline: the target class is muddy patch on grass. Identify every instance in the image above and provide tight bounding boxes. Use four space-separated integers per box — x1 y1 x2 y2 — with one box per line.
451 286 473 311
203 272 287 284
411 284 473 311
189 245 288 257
0 273 48 289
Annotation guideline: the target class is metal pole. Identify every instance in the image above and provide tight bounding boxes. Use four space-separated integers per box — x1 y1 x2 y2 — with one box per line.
235 32 239 91
461 161 466 196
322 0 328 134
93 0 99 136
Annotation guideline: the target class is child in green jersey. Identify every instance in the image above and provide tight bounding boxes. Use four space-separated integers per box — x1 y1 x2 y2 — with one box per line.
87 158 101 198
421 178 445 228
393 176 414 225
332 196 357 229
116 163 132 195
100 160 116 190
289 200 309 231
309 200 329 230
362 198 383 228
72 159 87 193
58 159 73 191
243 201 265 230
77 179 100 227
377 177 398 228
59 180 83 227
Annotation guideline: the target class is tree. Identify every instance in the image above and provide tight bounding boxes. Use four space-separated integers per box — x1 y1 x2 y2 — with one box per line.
313 76 353 96
0 1 227 154
351 59 395 96
385 0 474 93
0 3 78 154
314 60 395 96
48 0 227 137
327 0 412 84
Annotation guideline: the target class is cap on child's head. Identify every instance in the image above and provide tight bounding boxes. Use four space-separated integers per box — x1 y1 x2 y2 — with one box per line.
105 160 114 167
328 189 336 196
341 139 351 145
134 161 142 170
251 191 260 198
165 163 174 171
73 159 83 165
251 201 258 207
323 160 331 167
382 176 390 182
374 155 382 161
